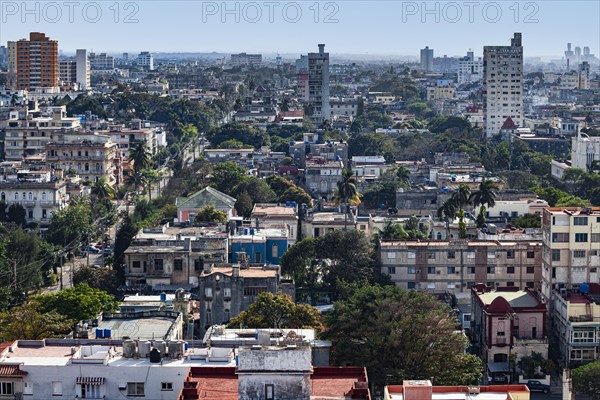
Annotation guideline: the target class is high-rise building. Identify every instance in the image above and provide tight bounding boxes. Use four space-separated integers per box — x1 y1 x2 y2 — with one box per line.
307 44 330 125
458 50 483 84
7 41 17 88
59 60 77 88
16 32 59 90
483 33 524 138
541 207 600 303
420 46 433 72
76 49 90 90
89 52 114 70
137 51 154 70
230 53 262 67
0 46 7 68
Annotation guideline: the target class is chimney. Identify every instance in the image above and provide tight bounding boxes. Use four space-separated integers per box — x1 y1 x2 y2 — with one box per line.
318 44 325 54
232 264 240 278
403 380 432 400
184 237 191 251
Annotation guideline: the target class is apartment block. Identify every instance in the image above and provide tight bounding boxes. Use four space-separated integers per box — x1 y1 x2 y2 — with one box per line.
458 51 483 84
307 44 330 125
380 240 542 294
16 32 59 90
385 381 530 400
3 106 81 161
420 46 434 72
137 51 154 70
304 157 343 199
89 52 114 70
483 33 524 137
230 53 262 67
552 283 600 366
541 207 600 302
75 49 90 90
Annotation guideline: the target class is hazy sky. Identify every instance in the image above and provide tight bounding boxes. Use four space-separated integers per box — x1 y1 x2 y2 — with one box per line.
1 0 599 59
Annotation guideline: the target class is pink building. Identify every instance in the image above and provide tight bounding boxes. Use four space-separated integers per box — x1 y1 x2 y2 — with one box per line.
471 284 548 383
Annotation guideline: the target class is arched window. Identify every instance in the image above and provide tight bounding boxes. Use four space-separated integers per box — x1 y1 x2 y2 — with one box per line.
1 192 5 202
22 192 26 200
28 192 33 201
41 192 47 201
437 232 442 240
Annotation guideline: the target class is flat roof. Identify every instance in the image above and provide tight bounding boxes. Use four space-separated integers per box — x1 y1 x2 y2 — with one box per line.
203 265 278 278
94 317 175 340
386 384 529 400
478 291 540 309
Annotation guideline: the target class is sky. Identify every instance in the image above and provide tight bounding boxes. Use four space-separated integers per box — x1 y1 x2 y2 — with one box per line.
1 0 599 60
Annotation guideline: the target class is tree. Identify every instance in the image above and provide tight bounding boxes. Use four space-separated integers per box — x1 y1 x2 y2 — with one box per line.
450 184 472 239
46 201 94 249
0 301 72 341
129 141 151 174
437 199 457 239
512 214 541 228
126 169 149 194
73 266 120 295
195 205 227 223
227 292 323 332
573 360 600 400
324 284 483 388
91 177 116 201
396 166 411 188
7 204 26 227
377 221 408 240
234 191 254 217
470 180 498 228
334 169 360 228
211 161 247 194
35 283 118 322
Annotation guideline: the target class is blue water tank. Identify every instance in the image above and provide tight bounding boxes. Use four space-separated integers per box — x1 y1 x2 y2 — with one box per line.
285 201 291 207
291 201 297 208
290 140 295 145
104 329 111 338
335 155 341 161
250 228 255 235
580 283 590 293
96 328 103 338
243 228 248 235
236 355 239 365
184 342 189 351
160 292 167 302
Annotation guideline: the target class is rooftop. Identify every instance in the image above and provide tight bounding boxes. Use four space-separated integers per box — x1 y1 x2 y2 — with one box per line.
251 203 298 218
202 265 279 278
544 207 600 216
473 285 545 312
385 382 530 400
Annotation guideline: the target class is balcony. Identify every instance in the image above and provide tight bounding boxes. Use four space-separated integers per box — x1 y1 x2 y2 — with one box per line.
569 315 600 323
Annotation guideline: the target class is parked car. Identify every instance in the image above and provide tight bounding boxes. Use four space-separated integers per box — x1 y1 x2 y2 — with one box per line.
526 380 550 394
82 245 101 254
102 248 112 257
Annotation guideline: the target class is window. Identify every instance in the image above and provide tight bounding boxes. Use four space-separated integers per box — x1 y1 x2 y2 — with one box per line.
487 252 496 259
127 382 145 396
387 252 396 259
428 251 436 260
526 266 535 274
447 266 456 274
487 266 495 274
0 382 14 395
428 267 436 274
507 266 515 274
223 287 231 298
161 382 173 391
575 233 588 243
52 381 62 395
132 261 141 269
195 258 204 272
526 281 534 288
154 259 163 271
174 259 183 271
272 243 279 257
407 251 416 259
506 250 515 259
552 233 569 242
574 250 586 258
244 287 267 296
28 192 33 200
42 209 47 219
574 216 588 226
467 267 475 274
447 251 456 259
527 251 535 259
205 287 213 298
427 282 436 289
407 282 416 289
463 314 471 322
265 384 275 400
572 330 595 343
466 252 475 259
14 192 18 200
24 381 33 395
407 266 416 274
507 281 515 287
388 266 396 275
81 383 100 399
552 250 561 261
592 233 600 243
205 309 212 324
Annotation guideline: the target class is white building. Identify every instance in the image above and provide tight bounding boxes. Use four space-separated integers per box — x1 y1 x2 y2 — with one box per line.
571 132 600 171
89 52 114 70
483 33 524 137
137 51 154 70
76 49 90 90
420 46 434 72
230 53 262 67
458 51 483 84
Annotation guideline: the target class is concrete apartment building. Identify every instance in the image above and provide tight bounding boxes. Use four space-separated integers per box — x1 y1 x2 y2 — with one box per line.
230 53 262 67
250 203 299 244
304 157 344 199
471 285 548 383
458 51 483 84
196 263 294 335
552 283 600 366
124 224 229 290
0 169 68 225
16 32 59 90
137 51 154 70
541 207 600 302
380 240 542 294
420 46 434 72
89 52 114 70
75 49 90 90
44 132 122 185
6 41 18 88
307 44 330 125
3 106 81 161
426 85 456 101
289 132 348 168
483 33 524 137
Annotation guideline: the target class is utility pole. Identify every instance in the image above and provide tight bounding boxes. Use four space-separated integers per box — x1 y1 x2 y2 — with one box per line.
13 260 17 291
59 251 63 290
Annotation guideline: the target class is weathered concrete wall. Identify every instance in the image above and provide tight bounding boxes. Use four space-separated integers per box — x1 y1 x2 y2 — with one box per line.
237 347 311 372
238 372 310 400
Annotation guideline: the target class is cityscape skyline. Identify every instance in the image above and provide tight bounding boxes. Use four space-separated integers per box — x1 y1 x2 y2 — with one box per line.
1 1 599 59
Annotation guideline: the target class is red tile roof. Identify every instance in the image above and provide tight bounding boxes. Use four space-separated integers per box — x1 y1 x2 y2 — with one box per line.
501 117 518 130
0 364 28 376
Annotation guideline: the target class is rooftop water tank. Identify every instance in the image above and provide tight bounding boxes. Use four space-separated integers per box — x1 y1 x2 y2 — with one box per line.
95 328 103 338
149 348 161 363
103 329 111 338
123 339 136 358
580 283 590 294
154 340 167 355
138 340 152 358
160 292 167 301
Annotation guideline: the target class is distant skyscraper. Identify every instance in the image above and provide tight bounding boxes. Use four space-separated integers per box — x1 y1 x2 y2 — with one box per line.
76 49 90 90
89 53 114 70
575 46 582 61
420 46 433 72
7 41 17 88
307 44 330 125
458 50 483 84
122 52 129 61
137 51 154 70
483 33 524 138
0 46 7 68
16 32 59 90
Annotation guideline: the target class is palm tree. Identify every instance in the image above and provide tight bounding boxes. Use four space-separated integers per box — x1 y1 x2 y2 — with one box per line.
90 177 116 201
126 170 148 194
450 184 471 239
128 141 151 175
396 166 411 189
334 169 360 229
437 198 457 239
469 180 498 228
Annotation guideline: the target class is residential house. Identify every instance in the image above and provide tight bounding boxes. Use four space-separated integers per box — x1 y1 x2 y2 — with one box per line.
176 187 237 223
384 381 530 400
304 157 343 200
250 203 299 243
230 228 290 265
